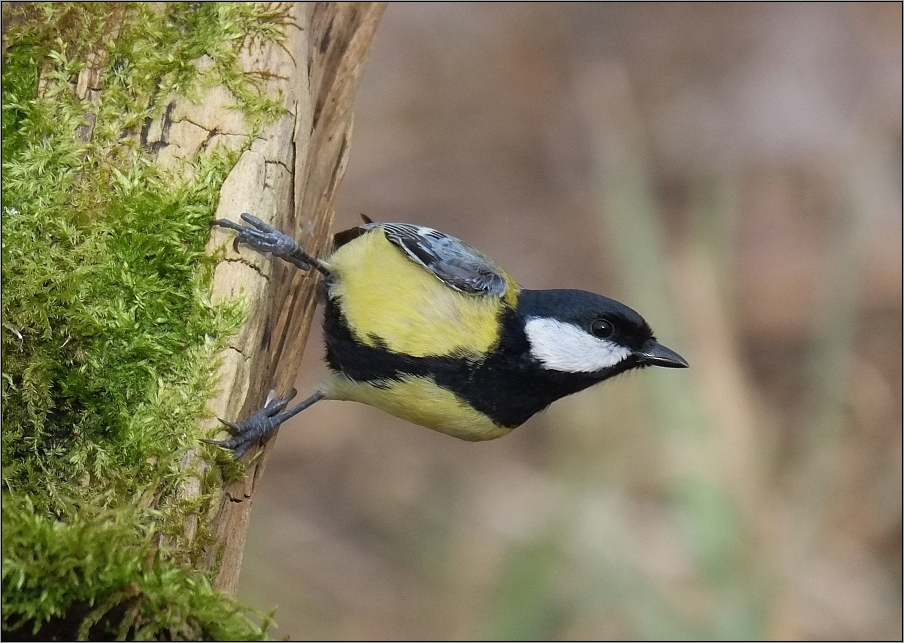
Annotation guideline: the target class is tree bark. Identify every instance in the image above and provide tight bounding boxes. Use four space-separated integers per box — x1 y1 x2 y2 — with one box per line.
190 2 387 595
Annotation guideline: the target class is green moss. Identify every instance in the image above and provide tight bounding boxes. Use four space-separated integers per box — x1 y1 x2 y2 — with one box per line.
2 498 273 640
2 3 293 639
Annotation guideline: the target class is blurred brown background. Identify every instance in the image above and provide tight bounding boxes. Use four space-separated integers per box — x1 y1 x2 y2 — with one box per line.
239 3 902 640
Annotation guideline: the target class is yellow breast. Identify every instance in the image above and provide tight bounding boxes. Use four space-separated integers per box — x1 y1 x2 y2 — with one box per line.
322 374 513 441
326 229 518 358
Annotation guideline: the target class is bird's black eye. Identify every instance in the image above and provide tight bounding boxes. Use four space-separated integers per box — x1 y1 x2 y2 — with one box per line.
590 318 614 339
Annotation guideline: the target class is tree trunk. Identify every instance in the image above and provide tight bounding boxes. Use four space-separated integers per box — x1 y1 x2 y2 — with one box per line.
1 2 385 637
190 1 387 597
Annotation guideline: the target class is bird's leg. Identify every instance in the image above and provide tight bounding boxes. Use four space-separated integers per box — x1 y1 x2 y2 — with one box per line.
212 213 331 276
202 389 325 459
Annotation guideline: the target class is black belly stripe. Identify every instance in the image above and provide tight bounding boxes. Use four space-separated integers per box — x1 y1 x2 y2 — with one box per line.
322 298 605 429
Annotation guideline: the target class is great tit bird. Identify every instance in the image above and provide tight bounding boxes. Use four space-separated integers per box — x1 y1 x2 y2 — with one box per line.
206 214 688 457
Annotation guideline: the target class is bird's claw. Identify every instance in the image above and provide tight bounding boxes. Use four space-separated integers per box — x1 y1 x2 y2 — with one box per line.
212 213 311 270
218 418 243 436
202 389 298 459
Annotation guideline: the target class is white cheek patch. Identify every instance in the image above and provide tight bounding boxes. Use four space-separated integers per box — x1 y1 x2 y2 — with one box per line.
524 317 632 373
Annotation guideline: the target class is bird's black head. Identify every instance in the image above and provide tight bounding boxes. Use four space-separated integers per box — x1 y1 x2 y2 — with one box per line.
516 289 688 378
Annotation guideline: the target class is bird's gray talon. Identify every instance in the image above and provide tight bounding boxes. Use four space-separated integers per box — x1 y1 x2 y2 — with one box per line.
206 406 283 457
240 212 276 233
213 214 316 271
203 389 323 459
263 389 297 414
218 418 241 435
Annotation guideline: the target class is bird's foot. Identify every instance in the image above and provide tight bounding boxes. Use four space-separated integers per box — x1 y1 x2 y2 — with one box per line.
212 213 318 272
202 389 298 459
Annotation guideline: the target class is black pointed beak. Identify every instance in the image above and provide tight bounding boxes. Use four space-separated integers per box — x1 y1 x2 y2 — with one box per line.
636 341 689 368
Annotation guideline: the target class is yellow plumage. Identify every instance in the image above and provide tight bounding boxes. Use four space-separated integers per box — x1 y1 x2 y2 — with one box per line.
322 374 512 441
325 228 518 358
319 227 519 438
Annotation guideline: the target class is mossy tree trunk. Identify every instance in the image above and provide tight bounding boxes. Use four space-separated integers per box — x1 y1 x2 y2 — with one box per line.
193 1 386 598
1 2 384 639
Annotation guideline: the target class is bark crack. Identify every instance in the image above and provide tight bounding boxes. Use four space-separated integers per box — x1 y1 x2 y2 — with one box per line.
220 256 270 280
224 344 252 362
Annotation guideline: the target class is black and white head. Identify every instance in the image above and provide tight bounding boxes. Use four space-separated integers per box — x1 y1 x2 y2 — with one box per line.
518 289 688 379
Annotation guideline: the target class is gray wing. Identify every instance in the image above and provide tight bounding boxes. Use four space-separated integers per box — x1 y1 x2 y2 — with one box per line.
376 223 509 297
